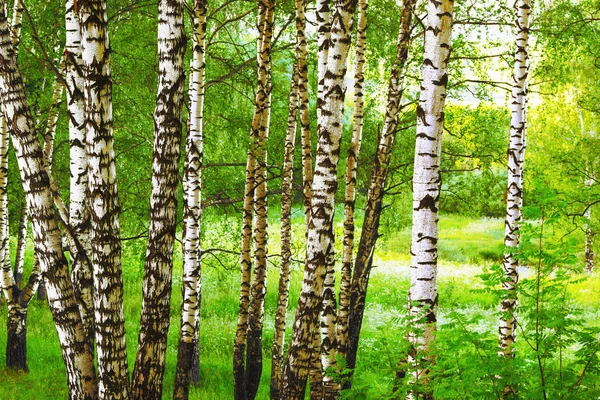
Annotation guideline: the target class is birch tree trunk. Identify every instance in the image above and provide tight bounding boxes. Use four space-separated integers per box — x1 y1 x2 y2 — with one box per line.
174 0 207 398
345 0 414 383
0 3 98 397
407 1 454 397
234 2 274 398
499 0 530 361
282 1 357 397
65 0 94 346
337 0 367 362
131 1 186 398
270 3 307 398
246 3 274 399
79 1 129 398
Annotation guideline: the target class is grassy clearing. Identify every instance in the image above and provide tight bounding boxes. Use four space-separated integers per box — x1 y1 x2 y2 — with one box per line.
0 211 598 398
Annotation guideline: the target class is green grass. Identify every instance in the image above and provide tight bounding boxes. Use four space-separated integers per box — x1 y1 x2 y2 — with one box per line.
0 212 598 399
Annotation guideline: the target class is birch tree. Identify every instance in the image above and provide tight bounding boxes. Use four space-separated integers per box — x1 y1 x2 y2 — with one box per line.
174 0 207 398
337 0 367 362
406 0 454 397
0 115 41 372
499 0 531 360
282 0 357 397
0 2 98 398
131 0 186 398
270 0 305 397
234 1 275 398
345 0 414 382
79 0 129 398
65 0 94 346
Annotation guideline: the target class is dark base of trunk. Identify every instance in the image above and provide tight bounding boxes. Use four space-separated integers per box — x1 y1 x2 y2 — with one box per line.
174 340 195 400
233 343 247 400
343 257 374 390
245 332 262 400
6 305 28 372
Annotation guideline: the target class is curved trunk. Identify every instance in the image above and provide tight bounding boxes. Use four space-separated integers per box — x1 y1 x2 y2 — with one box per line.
0 3 97 398
282 0 357 397
406 0 454 397
131 1 186 398
336 0 367 366
79 1 129 398
345 0 414 384
499 0 530 361
270 1 304 396
174 0 207 398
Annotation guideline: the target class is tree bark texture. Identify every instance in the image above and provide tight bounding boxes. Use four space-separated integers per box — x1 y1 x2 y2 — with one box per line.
79 1 129 398
234 1 275 398
407 0 454 398
131 0 186 398
499 0 530 358
270 2 306 398
0 3 97 398
282 0 357 398
337 0 367 364
65 0 95 346
174 0 207 398
246 1 275 398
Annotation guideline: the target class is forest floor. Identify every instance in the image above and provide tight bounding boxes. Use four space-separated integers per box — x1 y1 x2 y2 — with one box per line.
0 213 598 399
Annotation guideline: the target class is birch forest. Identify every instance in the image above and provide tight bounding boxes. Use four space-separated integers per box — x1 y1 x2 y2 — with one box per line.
1 0 600 398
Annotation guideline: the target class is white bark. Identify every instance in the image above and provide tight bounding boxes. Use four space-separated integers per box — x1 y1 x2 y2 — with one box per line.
407 0 454 396
500 0 531 358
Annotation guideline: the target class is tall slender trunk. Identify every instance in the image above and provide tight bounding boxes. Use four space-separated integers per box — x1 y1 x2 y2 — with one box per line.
345 0 414 386
0 3 98 397
79 1 129 398
270 3 306 398
298 4 317 393
246 2 274 399
65 0 94 345
407 1 454 398
499 0 530 363
174 0 207 398
584 190 594 273
282 1 357 398
233 2 275 398
312 0 332 396
131 1 186 398
336 0 367 365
